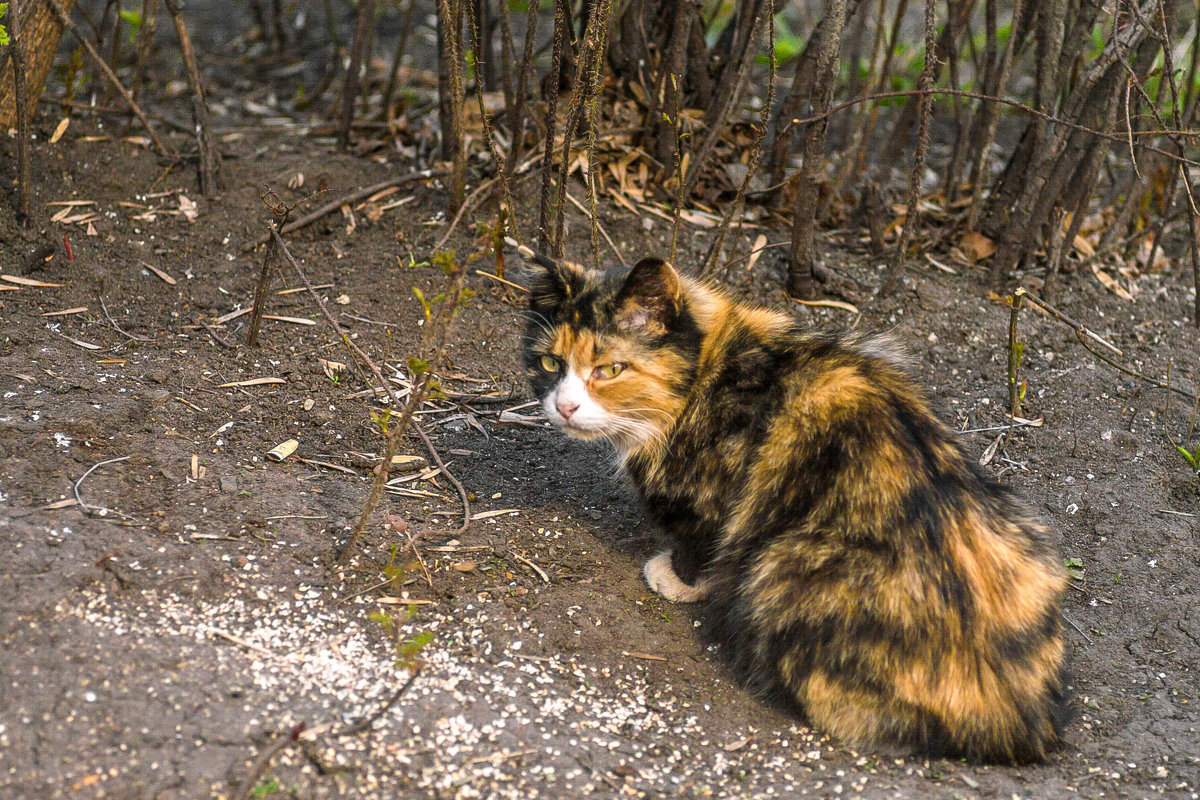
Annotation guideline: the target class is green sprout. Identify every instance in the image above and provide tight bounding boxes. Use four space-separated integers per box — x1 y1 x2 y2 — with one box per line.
1064 557 1085 581
1176 442 1200 472
250 776 282 798
118 8 142 43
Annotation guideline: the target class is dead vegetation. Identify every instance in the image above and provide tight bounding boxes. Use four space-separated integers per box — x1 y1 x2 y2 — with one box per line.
3 0 1198 317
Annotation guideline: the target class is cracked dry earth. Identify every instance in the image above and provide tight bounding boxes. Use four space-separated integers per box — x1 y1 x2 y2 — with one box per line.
3 100 1200 800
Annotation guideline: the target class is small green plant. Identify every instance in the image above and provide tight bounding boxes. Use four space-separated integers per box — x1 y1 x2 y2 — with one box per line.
369 553 435 672
0 3 10 46
1175 442 1200 472
118 8 142 44
342 249 472 563
250 775 281 798
1064 557 1085 581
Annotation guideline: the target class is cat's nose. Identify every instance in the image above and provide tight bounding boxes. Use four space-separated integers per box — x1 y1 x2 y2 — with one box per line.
556 398 579 419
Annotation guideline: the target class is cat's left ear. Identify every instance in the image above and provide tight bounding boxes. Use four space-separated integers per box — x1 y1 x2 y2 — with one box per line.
612 257 684 333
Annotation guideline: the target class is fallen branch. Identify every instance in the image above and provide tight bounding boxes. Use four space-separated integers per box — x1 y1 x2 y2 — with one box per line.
1015 288 1198 403
475 269 529 293
269 225 383 390
243 171 447 251
433 175 499 252
414 422 470 537
1015 288 1121 355
230 668 422 800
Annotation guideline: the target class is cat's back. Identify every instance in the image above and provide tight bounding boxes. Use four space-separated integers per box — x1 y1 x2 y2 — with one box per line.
691 314 1068 764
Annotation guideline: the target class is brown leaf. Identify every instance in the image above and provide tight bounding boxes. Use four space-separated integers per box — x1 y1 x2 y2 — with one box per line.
1072 233 1096 257
450 560 477 573
958 231 997 263
1091 264 1134 301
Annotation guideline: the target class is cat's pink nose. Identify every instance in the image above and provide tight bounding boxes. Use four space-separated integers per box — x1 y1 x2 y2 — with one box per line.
556 398 579 419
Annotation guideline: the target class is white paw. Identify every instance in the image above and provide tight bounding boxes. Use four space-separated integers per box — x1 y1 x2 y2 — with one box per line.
643 551 709 603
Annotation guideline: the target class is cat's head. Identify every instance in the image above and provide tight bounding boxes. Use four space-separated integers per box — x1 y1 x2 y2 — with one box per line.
521 256 701 453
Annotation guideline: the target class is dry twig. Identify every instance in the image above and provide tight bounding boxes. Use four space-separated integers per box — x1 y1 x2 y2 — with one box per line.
73 455 135 519
47 0 169 156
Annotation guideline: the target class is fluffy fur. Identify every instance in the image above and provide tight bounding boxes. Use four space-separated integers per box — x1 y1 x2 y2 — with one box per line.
522 255 1069 764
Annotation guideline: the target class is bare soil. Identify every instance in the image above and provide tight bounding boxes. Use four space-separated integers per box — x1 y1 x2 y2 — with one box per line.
3 19 1200 800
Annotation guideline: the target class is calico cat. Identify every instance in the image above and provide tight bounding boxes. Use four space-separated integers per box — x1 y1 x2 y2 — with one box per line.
521 253 1069 764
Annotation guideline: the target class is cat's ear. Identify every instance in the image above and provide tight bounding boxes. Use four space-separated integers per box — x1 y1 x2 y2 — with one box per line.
524 257 586 310
612 257 684 333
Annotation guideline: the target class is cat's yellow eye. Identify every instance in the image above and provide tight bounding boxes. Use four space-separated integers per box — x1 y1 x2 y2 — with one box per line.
539 354 560 372
595 362 625 380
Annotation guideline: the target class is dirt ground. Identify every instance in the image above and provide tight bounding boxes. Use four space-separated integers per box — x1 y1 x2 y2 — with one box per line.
3 12 1200 800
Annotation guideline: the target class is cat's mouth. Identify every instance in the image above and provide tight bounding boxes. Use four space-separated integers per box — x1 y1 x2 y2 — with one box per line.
556 419 605 440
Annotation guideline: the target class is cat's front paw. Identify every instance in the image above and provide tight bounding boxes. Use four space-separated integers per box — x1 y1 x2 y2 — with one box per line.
643 551 709 603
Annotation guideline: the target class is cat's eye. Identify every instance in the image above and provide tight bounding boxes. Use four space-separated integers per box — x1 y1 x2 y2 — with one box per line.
595 363 625 380
539 354 560 372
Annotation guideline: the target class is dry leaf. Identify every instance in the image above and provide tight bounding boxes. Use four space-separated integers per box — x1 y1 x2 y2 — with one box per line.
1091 264 1133 301
276 284 333 295
792 297 860 315
213 308 251 324
141 261 178 285
746 234 768 272
3 274 65 287
390 454 428 472
450 560 478 573
178 195 198 221
318 358 347 379
49 117 70 144
1072 233 1096 257
676 209 720 229
43 498 79 510
262 314 317 325
266 439 299 461
979 434 1004 466
218 377 287 388
958 231 996 262
470 508 520 520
